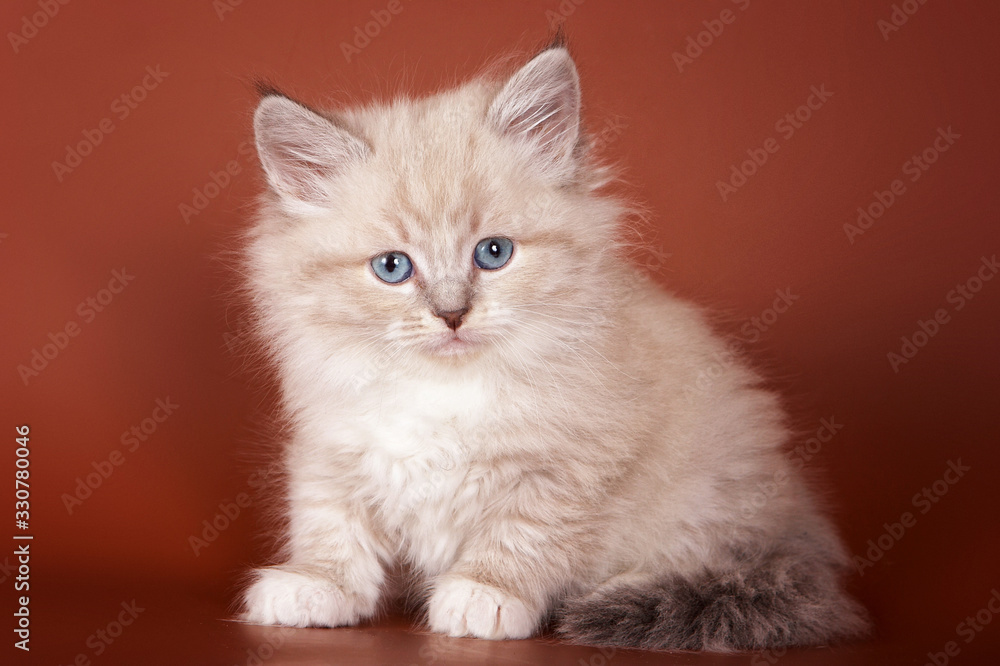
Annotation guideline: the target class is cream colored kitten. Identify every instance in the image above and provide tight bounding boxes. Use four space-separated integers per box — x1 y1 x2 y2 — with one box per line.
239 43 868 651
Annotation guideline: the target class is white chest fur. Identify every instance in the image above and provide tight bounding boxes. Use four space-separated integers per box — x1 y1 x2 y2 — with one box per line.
333 372 495 574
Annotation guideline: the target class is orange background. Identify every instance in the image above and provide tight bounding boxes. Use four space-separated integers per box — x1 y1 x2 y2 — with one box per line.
4 1 999 663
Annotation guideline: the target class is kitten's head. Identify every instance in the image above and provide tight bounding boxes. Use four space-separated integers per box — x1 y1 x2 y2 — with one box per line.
248 47 626 376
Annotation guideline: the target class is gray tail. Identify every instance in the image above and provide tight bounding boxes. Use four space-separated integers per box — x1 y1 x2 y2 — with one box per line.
556 544 870 652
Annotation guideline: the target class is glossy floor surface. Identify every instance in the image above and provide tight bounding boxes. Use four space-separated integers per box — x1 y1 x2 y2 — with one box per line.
36 577 974 666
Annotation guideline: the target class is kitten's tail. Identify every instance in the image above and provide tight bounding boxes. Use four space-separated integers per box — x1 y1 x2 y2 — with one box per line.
555 540 870 652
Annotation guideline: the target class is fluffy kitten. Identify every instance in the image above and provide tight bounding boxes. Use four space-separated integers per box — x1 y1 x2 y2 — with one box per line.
238 43 869 651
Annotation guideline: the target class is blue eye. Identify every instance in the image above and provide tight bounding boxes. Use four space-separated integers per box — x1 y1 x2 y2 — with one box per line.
474 237 514 270
371 252 413 283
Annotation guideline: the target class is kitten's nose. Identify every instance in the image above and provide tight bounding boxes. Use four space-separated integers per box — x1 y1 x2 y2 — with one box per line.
436 308 469 331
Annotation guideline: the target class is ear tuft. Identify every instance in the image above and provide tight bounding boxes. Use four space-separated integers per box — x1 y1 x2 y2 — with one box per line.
252 79 285 100
253 95 368 208
548 24 568 50
488 47 581 180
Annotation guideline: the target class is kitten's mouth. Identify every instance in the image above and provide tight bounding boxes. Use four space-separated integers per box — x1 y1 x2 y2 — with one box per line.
429 332 476 357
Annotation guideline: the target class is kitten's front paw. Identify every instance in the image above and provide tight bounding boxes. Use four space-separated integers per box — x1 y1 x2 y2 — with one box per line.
427 577 540 640
242 566 375 628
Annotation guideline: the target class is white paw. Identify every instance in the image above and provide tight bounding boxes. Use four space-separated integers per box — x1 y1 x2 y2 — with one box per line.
427 577 540 640
242 566 374 628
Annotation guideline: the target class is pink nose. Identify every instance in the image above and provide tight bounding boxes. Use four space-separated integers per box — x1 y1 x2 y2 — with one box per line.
436 308 468 331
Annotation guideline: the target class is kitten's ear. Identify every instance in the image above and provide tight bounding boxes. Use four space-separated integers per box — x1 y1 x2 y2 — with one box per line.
488 47 581 180
253 94 368 207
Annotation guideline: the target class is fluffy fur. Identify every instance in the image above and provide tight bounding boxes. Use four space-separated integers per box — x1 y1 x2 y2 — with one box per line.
237 44 868 651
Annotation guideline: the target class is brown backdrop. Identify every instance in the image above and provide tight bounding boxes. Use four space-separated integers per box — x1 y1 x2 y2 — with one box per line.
4 1 999 664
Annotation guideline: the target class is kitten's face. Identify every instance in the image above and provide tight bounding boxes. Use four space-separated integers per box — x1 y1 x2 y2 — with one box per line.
251 48 619 370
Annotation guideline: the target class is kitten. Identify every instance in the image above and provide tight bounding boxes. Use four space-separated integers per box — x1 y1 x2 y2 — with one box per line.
238 42 869 651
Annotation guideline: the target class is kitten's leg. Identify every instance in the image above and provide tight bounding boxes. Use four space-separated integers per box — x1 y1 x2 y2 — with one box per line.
242 474 388 628
426 475 589 640
428 574 543 640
